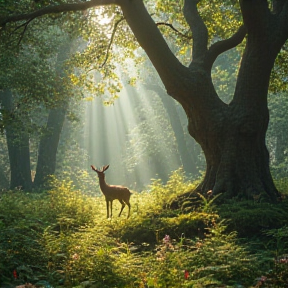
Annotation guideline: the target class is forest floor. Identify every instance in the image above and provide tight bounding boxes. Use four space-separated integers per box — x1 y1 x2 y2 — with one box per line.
1 171 288 288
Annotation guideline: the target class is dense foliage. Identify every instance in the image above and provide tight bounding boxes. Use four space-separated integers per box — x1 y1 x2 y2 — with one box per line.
1 170 288 288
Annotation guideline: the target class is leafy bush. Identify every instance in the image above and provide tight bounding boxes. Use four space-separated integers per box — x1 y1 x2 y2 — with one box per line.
41 226 128 287
218 199 288 237
0 192 48 284
0 170 288 288
135 221 258 288
44 178 101 230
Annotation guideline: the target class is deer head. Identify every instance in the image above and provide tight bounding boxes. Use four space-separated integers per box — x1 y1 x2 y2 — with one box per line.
91 165 109 179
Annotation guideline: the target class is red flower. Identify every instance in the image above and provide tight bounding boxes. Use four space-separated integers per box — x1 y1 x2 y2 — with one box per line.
184 270 189 280
13 269 17 279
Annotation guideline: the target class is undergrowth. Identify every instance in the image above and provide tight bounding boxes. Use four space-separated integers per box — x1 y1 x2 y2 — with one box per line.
0 169 287 287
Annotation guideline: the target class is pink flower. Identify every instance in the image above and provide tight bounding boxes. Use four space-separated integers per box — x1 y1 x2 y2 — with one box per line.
163 235 170 244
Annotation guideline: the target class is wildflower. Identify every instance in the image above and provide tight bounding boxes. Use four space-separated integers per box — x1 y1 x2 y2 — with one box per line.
277 255 288 263
72 253 80 260
163 235 170 244
260 276 267 282
255 276 267 286
13 269 17 279
279 258 288 263
184 270 189 280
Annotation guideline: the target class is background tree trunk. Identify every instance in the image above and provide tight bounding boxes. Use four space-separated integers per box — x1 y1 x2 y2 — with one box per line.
146 84 199 176
33 42 70 189
34 107 66 188
0 90 32 190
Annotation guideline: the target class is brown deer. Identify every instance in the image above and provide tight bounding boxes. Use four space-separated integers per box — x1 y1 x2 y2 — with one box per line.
91 164 131 219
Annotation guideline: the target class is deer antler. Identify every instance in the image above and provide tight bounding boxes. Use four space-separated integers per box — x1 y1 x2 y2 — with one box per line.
91 165 98 172
102 165 110 172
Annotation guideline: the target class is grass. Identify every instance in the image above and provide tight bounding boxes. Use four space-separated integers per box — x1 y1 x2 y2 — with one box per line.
0 169 288 288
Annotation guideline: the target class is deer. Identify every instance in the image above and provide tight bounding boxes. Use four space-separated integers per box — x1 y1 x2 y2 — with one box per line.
91 164 131 219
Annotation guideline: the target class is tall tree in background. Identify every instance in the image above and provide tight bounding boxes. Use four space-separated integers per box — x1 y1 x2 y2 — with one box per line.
1 0 288 201
145 84 199 176
0 90 32 189
33 42 71 188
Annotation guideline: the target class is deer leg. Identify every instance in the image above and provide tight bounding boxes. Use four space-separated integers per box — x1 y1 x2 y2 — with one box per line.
118 199 125 217
123 199 131 218
126 202 131 219
106 200 109 218
110 200 113 218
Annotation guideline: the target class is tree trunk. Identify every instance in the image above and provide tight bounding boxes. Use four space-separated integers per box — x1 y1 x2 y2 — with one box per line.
34 41 70 189
190 103 278 201
0 90 32 190
181 41 281 201
33 107 66 188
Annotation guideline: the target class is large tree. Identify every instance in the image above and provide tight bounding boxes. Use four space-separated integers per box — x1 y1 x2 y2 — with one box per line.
1 0 288 201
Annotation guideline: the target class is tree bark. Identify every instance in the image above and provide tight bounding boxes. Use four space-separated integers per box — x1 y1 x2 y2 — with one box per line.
33 107 66 188
0 90 32 190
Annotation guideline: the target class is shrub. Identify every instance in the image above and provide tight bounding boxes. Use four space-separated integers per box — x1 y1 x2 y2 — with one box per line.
0 191 48 284
218 200 288 237
41 226 129 287
138 221 258 288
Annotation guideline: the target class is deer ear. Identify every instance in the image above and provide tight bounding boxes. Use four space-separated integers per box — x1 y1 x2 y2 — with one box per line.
103 165 110 171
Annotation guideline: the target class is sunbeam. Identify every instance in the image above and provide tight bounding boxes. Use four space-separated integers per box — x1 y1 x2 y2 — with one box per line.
83 79 184 191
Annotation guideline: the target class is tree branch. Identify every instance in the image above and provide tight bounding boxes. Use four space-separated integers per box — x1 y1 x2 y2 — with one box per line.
183 0 208 60
203 25 247 70
16 18 35 45
119 0 186 96
100 17 125 68
156 22 191 40
0 0 116 27
239 0 271 35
